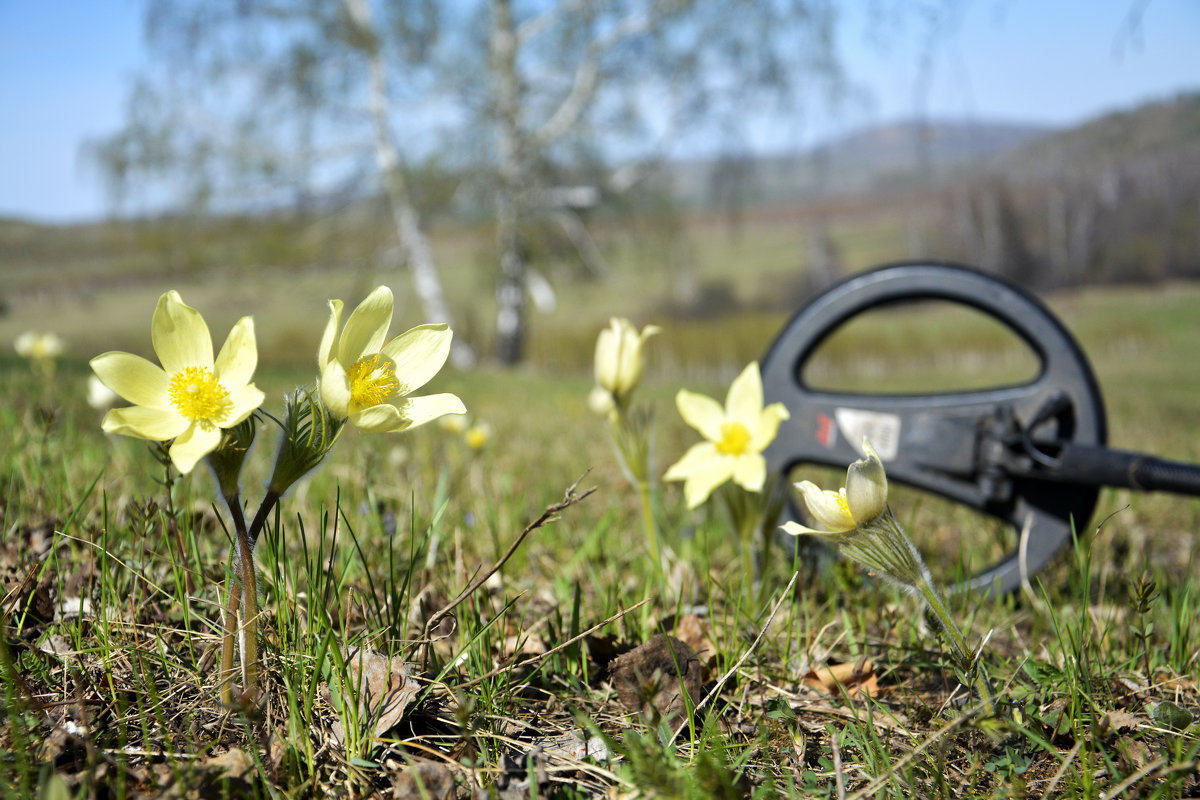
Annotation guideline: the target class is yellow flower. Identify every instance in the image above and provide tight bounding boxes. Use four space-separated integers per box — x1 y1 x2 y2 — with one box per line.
464 422 491 450
664 361 790 508
90 291 265 474
15 331 64 361
782 437 888 539
318 285 465 433
592 317 660 411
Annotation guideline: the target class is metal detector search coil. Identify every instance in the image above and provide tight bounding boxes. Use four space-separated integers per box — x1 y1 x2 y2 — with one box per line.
761 262 1200 597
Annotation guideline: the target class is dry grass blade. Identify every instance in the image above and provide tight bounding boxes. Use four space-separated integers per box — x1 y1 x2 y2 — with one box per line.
421 474 595 641
445 597 651 692
668 569 799 747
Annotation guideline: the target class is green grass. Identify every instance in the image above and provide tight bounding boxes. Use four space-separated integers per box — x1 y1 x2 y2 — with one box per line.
2 212 1200 797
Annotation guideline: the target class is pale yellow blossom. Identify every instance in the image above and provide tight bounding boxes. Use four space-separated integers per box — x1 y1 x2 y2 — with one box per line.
782 438 888 538
90 291 265 474
592 317 659 412
15 331 64 361
318 286 465 433
664 361 789 508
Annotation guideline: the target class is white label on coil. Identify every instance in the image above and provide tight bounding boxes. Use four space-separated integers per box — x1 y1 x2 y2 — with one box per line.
834 409 901 461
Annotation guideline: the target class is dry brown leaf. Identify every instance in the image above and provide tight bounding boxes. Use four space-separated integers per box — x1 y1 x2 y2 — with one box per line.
672 614 718 669
1102 709 1141 733
392 760 456 800
802 659 880 698
324 646 421 746
609 634 707 727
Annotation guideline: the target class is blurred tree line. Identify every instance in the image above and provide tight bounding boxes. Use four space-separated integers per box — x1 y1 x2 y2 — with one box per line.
88 0 847 365
912 96 1200 291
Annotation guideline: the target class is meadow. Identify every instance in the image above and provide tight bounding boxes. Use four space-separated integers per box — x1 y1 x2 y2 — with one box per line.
2 209 1199 798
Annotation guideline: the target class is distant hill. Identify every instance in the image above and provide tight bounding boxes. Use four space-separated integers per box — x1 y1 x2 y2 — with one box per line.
804 119 1051 176
994 91 1200 179
664 119 1052 205
666 92 1200 208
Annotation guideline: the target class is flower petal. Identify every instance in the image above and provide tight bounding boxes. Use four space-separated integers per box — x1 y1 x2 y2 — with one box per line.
380 324 453 393
87 374 120 410
664 441 719 481
101 405 189 441
169 424 222 474
400 392 467 429
682 459 736 509
795 482 856 532
750 402 790 451
224 383 265 426
318 299 343 369
348 402 406 433
152 291 214 374
781 520 848 539
14 332 33 357
90 352 169 408
725 361 764 425
337 286 393 365
730 453 766 493
588 385 616 417
845 439 888 523
675 389 725 443
214 317 257 390
594 320 621 387
348 394 464 434
320 359 352 418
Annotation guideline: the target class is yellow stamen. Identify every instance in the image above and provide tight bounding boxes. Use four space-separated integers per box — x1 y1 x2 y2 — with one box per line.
715 421 751 455
347 353 400 408
835 489 854 522
168 366 232 427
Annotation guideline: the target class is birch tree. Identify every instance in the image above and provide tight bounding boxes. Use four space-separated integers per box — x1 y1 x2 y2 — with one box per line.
471 0 844 363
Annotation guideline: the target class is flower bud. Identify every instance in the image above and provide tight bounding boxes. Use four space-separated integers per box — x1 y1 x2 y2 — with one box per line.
593 318 659 408
268 387 345 495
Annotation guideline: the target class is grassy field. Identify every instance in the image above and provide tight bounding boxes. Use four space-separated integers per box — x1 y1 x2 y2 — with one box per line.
2 211 1200 798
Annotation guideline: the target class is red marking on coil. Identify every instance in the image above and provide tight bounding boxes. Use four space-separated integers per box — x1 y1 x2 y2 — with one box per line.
816 413 835 448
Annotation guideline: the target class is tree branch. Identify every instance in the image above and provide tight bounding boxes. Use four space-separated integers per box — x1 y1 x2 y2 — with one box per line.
534 3 668 145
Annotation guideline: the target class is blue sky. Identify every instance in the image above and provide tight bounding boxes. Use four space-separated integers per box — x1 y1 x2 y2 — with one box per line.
1 0 1197 223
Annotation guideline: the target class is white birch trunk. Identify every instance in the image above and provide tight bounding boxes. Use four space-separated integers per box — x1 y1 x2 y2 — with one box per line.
491 0 527 365
344 0 475 368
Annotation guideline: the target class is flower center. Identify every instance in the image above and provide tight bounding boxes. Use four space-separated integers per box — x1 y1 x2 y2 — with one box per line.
835 488 854 522
715 421 751 455
168 366 232 427
347 353 399 408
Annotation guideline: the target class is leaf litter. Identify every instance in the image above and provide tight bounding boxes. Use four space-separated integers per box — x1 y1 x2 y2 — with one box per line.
6 473 1200 799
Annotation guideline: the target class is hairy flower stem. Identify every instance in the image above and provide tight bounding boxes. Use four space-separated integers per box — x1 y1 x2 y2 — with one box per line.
916 577 995 713
236 526 259 696
844 511 994 713
219 576 241 706
248 490 281 545
218 491 264 705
